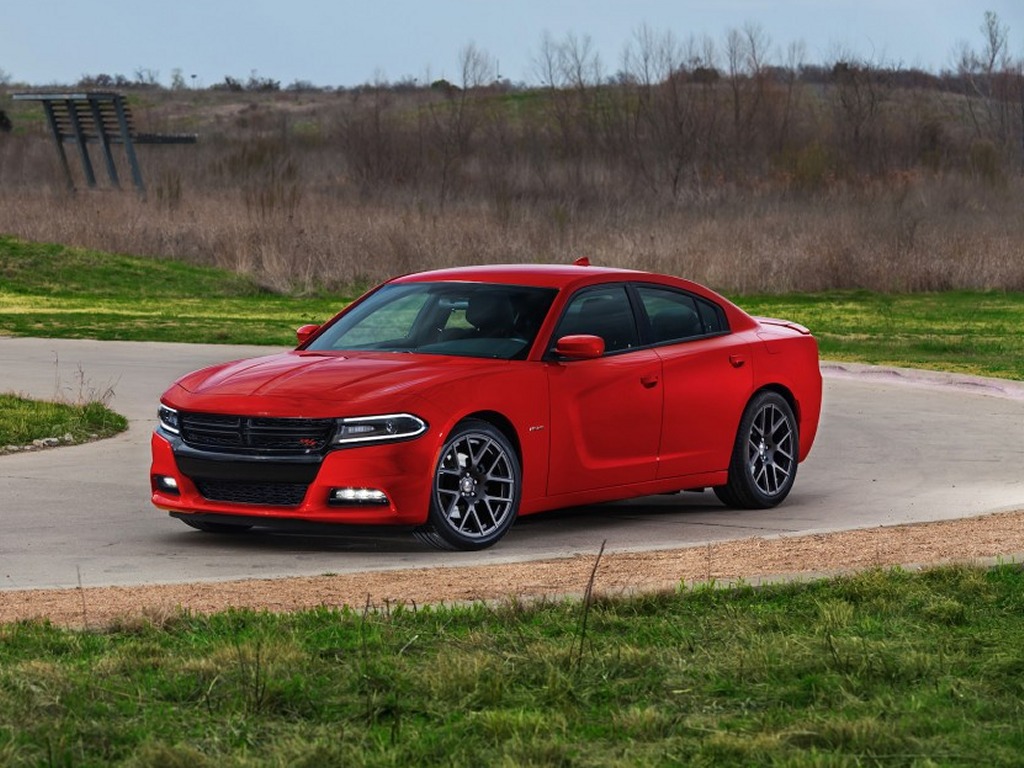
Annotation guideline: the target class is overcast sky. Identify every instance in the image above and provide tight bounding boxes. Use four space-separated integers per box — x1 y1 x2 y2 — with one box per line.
2 1 1022 89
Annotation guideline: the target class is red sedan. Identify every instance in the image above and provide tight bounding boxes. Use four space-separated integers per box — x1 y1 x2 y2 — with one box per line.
151 262 821 550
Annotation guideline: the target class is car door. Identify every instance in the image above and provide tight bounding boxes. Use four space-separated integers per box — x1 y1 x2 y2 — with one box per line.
544 284 663 496
634 284 753 479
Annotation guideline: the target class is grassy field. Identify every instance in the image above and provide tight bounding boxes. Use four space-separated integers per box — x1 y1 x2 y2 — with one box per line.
2 565 1024 765
0 236 350 344
741 291 1024 381
0 393 126 449
3 58 1022 296
2 236 1023 379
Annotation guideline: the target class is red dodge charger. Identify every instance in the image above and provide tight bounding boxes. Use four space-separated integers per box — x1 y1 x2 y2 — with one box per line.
151 262 821 550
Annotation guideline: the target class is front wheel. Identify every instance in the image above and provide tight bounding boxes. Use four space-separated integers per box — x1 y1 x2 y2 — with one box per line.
416 419 521 551
714 391 798 509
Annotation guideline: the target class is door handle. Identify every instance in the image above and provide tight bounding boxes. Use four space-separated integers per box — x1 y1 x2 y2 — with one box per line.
729 354 746 368
640 374 660 388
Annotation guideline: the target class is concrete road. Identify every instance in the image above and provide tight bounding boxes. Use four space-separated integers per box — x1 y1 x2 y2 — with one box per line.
1 337 1022 590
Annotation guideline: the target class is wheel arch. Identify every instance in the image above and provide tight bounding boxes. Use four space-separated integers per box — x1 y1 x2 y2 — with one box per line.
747 383 814 463
754 383 799 422
459 410 523 462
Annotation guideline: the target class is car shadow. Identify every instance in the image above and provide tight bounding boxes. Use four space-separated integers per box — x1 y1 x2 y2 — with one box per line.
163 525 427 554
159 491 731 555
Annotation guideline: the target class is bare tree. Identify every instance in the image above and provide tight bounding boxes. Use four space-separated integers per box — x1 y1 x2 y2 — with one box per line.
133 67 161 88
530 31 604 188
459 41 496 90
562 33 602 92
533 31 561 90
980 10 1010 74
828 52 892 172
956 10 1019 155
621 25 681 193
776 40 807 152
428 43 496 206
724 23 773 163
617 26 730 198
622 24 663 90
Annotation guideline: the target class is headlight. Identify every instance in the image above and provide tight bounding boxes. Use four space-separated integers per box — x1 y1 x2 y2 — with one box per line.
158 404 180 434
332 413 427 445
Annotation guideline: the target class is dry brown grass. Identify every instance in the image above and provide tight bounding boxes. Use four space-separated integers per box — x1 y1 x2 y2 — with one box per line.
1 85 1021 294
0 174 1019 295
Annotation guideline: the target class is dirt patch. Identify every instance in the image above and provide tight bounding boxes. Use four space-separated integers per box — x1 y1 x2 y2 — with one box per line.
3 510 1023 629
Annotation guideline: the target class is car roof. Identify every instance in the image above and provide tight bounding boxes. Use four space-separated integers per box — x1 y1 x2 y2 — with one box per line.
391 263 652 290
385 263 758 333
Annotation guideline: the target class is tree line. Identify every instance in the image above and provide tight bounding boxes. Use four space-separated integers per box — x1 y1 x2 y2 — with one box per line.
3 12 1021 209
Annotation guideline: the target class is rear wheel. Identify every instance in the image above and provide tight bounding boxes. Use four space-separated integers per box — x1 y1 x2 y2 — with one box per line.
415 419 521 551
714 391 798 509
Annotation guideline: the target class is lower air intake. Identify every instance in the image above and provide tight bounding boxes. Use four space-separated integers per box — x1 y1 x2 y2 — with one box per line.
195 480 308 507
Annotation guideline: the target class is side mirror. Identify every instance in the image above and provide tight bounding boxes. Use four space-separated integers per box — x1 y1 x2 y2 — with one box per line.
296 324 321 346
554 334 605 360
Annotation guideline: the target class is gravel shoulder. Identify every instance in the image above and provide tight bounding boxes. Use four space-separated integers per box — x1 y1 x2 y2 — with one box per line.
4 509 1022 629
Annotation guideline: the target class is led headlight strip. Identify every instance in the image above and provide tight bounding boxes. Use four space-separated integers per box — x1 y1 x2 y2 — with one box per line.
332 413 427 445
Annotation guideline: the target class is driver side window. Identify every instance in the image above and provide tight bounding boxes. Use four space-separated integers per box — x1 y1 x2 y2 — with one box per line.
553 285 638 353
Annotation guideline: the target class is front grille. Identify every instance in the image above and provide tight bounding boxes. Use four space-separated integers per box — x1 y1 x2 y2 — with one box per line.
180 413 335 456
195 479 309 507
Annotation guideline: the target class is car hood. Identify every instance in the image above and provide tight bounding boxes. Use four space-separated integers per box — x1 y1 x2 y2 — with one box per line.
167 350 508 415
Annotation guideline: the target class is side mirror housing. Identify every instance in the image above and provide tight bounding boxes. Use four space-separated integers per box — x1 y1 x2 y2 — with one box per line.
296 324 321 346
554 334 605 360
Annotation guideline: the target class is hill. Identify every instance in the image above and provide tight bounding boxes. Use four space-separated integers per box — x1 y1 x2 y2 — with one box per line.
0 43 1021 295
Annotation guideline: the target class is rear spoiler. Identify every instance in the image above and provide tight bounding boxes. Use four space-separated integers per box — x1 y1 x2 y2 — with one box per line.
754 317 812 335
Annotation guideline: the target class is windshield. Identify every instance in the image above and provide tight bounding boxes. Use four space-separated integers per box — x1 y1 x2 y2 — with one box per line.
306 282 558 360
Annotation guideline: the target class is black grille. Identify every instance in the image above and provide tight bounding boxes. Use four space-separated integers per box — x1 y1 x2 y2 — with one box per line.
180 413 335 455
195 479 309 507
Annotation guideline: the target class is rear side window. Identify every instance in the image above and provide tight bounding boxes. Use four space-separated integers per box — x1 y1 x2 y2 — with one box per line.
696 298 726 334
636 285 728 344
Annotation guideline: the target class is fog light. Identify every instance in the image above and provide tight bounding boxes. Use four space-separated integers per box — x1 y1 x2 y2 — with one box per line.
153 475 180 495
329 487 389 506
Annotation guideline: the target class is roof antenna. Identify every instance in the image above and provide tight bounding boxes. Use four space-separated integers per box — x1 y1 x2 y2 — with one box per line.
573 256 591 267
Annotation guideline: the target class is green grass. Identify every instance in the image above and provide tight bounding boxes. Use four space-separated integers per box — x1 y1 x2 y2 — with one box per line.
742 291 1024 381
2 565 1024 765
2 236 1022 379
0 236 352 345
0 393 127 448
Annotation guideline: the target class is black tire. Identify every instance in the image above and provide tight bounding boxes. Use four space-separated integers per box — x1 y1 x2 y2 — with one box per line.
415 419 521 551
714 390 798 509
180 518 253 534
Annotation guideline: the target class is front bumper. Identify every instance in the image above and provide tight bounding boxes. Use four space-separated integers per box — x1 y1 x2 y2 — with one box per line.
150 429 436 527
